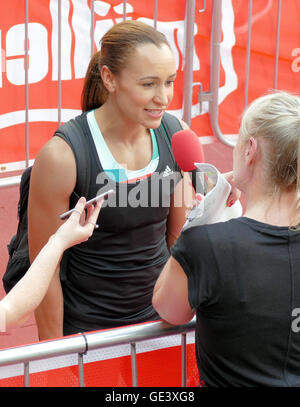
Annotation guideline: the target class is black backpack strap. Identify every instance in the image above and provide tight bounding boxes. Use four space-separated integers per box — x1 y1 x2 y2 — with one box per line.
161 111 183 143
54 114 92 281
55 114 91 203
15 166 32 246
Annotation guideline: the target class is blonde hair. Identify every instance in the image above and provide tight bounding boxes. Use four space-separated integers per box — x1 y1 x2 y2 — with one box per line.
81 20 171 112
239 91 300 228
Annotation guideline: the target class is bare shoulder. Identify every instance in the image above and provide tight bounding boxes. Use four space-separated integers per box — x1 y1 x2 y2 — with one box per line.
28 136 77 230
31 136 76 195
34 136 75 170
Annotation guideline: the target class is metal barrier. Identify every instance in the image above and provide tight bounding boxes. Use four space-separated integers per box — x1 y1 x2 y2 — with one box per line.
196 0 283 147
0 317 196 387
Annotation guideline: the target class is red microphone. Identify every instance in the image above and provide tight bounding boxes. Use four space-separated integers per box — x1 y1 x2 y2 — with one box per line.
171 129 206 193
171 129 205 171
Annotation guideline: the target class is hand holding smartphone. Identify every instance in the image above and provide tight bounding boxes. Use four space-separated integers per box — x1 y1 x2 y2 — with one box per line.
59 189 115 220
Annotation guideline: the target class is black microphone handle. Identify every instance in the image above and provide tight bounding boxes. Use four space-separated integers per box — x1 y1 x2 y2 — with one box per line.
190 169 206 195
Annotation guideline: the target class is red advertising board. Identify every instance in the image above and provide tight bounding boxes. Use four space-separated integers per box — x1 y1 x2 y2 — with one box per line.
0 0 299 172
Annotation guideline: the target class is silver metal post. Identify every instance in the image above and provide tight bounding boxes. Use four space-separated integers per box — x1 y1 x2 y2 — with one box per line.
25 0 29 168
182 0 196 126
123 0 127 21
131 342 138 387
58 0 62 125
273 0 282 91
244 0 252 109
181 333 187 387
199 0 206 13
90 0 95 57
154 0 158 29
78 353 85 387
24 362 30 387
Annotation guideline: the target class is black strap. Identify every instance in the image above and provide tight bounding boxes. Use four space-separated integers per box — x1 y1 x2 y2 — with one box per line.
161 111 183 143
155 111 183 173
54 114 92 281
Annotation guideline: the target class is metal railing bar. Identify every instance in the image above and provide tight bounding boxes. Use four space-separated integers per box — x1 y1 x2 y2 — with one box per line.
0 333 87 367
25 0 29 168
273 0 282 91
24 361 30 387
181 333 187 387
182 0 196 127
0 318 195 368
0 176 22 188
130 342 138 387
244 0 252 109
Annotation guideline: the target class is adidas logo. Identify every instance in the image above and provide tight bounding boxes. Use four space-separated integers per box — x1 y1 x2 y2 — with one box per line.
162 165 174 177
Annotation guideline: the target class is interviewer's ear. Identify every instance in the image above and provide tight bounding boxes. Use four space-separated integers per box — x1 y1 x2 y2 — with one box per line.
245 137 258 164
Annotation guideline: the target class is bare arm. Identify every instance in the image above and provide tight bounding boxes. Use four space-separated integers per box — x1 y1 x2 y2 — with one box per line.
166 172 194 248
28 136 76 340
1 198 102 330
152 256 195 325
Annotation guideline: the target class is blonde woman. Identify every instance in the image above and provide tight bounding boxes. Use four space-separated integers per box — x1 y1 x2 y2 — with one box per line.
153 91 300 386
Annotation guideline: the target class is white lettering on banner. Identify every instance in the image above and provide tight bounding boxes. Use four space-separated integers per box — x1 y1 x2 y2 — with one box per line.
217 0 237 106
72 0 92 79
113 2 134 14
6 23 48 85
0 0 237 136
94 1 111 17
0 0 234 88
138 17 200 72
50 0 72 81
94 19 114 50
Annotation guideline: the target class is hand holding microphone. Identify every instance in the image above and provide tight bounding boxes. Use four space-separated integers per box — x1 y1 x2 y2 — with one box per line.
170 128 243 227
171 128 240 206
171 129 206 195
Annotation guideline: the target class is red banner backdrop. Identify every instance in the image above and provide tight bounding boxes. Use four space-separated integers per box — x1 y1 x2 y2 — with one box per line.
0 0 299 173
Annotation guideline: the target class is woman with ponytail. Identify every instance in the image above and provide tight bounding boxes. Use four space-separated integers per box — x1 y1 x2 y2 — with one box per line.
27 21 195 339
153 91 300 386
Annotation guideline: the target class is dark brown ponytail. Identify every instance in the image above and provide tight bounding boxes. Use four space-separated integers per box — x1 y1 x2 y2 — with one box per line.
81 51 108 112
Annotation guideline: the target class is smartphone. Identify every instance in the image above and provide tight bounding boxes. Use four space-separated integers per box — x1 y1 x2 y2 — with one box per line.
59 189 115 220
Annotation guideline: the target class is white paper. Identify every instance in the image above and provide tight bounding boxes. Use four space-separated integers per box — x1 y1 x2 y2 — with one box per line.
183 163 243 230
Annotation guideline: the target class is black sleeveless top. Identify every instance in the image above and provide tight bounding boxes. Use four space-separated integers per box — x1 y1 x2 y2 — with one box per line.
56 112 182 333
